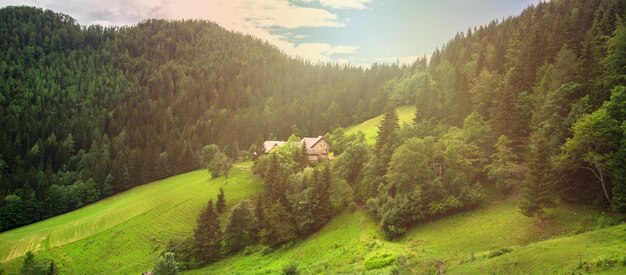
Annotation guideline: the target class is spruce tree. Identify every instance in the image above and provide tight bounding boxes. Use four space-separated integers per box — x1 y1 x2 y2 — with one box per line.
47 260 59 275
375 105 399 156
519 129 555 225
102 174 114 198
194 200 222 264
299 142 309 169
313 163 332 227
254 194 265 237
153 252 178 275
485 135 523 195
21 251 45 275
216 187 225 214
222 200 255 254
111 147 130 192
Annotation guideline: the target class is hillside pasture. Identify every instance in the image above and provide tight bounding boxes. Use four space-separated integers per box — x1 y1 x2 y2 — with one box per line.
346 105 416 144
187 194 626 274
0 162 263 274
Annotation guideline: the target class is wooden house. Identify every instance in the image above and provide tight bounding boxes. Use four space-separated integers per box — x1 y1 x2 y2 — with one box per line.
301 136 330 163
262 136 330 164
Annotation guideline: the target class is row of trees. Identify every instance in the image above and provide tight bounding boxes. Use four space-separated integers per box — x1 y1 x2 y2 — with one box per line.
0 6 404 231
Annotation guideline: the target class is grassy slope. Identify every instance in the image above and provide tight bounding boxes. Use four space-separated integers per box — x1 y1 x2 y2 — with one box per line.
0 162 263 274
346 105 416 144
2 106 625 274
188 195 625 274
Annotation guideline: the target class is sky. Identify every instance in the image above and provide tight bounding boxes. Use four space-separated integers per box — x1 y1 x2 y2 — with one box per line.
0 0 545 66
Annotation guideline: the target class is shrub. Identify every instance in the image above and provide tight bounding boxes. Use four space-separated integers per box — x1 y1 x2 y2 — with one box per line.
261 246 273 255
282 262 300 275
348 202 357 212
364 253 395 270
153 252 179 275
488 247 513 258
581 253 626 271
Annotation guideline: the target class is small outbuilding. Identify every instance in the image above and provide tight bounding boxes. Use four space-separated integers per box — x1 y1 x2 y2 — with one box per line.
263 140 287 154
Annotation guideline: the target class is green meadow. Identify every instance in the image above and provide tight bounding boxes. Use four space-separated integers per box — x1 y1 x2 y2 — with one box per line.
0 162 263 274
1 109 625 274
1 158 624 274
187 192 626 274
346 105 416 145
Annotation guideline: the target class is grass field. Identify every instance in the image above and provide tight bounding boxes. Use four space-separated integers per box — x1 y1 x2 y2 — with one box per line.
346 105 416 144
0 162 263 274
187 194 626 274
2 160 624 274
2 105 625 274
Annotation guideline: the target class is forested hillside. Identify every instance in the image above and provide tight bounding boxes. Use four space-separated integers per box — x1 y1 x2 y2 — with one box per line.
0 7 403 231
332 0 626 238
2 0 626 273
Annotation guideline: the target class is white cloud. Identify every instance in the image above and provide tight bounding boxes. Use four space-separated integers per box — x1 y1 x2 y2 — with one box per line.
240 0 343 28
291 43 358 62
318 0 370 10
0 0 360 63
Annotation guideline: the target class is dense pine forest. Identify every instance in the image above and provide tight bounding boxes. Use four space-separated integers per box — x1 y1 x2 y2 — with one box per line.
0 0 625 265
345 0 626 237
1 0 626 273
0 6 402 231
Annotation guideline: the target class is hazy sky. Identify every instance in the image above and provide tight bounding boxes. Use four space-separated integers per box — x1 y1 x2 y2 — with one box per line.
1 0 545 66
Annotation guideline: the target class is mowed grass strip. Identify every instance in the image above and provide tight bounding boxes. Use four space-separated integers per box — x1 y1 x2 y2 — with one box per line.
0 161 263 274
346 105 416 145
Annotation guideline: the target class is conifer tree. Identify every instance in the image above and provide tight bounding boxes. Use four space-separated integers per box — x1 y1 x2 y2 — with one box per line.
261 201 296 247
194 200 222 264
376 105 399 156
153 252 178 275
254 194 265 238
21 251 45 275
48 260 59 275
102 174 114 198
313 162 332 226
216 187 225 214
485 135 523 195
222 200 255 254
519 129 555 225
111 147 130 192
